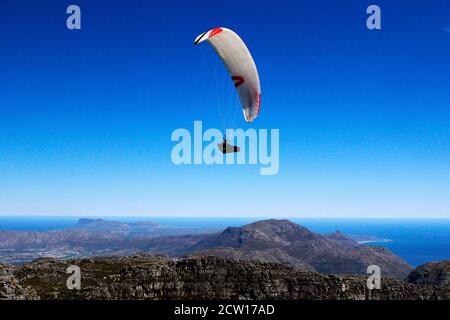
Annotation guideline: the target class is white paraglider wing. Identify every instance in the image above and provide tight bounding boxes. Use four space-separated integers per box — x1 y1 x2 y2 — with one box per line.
194 27 261 122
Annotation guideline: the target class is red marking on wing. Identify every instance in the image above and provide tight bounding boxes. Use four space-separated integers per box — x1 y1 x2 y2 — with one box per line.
209 28 223 38
231 76 245 88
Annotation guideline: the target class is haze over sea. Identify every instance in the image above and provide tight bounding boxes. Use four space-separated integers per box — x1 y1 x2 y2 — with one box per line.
0 216 448 268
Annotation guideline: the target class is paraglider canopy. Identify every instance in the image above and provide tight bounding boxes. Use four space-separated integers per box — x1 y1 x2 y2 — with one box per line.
194 27 261 123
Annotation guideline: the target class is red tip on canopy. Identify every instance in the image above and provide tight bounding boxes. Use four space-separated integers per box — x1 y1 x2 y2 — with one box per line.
209 27 223 38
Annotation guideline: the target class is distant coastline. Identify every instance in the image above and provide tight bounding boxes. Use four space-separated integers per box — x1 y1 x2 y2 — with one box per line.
351 234 394 244
358 239 393 244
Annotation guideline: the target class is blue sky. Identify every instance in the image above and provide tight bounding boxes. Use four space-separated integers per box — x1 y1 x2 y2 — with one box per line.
0 0 449 218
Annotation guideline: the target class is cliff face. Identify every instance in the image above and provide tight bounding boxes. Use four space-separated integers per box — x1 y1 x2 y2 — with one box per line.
2 255 449 300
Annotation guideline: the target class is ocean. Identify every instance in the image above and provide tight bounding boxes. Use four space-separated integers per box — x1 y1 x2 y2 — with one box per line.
0 216 448 267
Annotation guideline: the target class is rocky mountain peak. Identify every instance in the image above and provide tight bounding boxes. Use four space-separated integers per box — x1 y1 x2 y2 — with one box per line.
407 260 450 288
233 219 319 244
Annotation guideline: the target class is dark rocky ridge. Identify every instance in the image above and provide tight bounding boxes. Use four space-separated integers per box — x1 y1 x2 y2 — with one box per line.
0 263 38 299
1 255 449 300
407 260 450 288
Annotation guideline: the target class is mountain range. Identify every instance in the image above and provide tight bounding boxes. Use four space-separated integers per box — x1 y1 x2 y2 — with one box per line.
0 218 412 279
138 219 412 279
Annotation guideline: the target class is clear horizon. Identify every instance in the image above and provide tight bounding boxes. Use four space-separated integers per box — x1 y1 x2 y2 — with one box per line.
0 214 449 220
